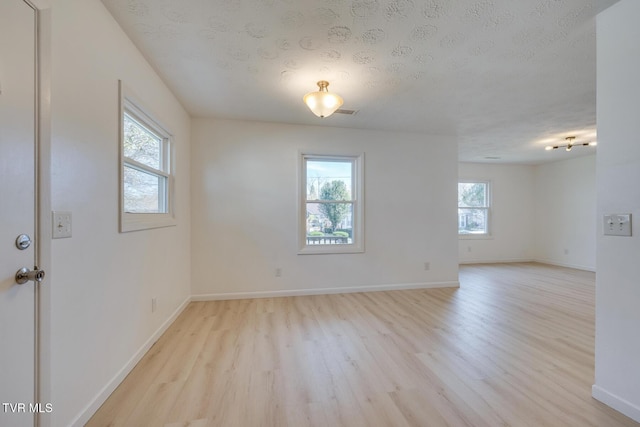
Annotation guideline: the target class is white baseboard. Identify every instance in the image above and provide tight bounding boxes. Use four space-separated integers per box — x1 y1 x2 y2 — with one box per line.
70 296 191 427
592 384 640 422
533 258 596 272
459 258 533 265
458 258 596 273
192 281 459 301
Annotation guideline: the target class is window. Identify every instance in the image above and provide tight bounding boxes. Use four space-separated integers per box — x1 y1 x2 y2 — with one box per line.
299 153 364 254
119 82 175 232
458 181 490 236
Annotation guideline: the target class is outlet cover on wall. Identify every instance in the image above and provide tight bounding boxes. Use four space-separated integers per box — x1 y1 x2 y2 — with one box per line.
603 214 632 236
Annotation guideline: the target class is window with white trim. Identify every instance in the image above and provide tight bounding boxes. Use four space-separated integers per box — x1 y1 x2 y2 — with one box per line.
119 82 175 232
299 153 364 254
458 181 490 236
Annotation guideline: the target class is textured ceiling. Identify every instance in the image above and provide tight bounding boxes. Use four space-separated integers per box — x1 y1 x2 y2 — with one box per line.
101 0 618 164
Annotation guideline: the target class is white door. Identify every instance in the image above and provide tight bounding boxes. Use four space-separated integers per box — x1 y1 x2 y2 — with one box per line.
0 1 40 426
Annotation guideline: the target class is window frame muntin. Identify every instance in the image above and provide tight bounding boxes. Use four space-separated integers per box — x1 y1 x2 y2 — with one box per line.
298 152 364 255
122 109 167 173
119 81 176 232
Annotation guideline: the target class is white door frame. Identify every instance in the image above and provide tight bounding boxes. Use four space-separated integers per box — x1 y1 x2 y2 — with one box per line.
28 1 51 426
0 1 50 425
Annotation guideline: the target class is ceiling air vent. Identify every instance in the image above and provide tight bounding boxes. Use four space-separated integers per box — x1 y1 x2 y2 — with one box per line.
334 108 358 115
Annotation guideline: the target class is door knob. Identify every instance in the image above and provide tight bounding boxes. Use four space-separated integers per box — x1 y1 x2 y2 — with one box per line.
15 267 45 284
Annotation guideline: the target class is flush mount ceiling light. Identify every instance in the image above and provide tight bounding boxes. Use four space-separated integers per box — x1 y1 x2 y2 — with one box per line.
545 136 597 152
303 80 344 118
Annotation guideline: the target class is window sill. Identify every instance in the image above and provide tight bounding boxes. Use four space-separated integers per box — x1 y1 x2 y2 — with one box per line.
298 244 364 255
120 213 176 233
458 234 493 240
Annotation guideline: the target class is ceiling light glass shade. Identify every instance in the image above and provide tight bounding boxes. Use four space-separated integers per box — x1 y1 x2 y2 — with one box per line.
303 81 343 118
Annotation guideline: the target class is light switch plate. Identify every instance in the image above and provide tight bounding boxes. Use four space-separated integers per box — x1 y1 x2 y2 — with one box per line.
52 211 72 238
603 213 632 236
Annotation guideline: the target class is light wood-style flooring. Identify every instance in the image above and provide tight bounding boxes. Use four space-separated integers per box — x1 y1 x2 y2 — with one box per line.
87 263 639 426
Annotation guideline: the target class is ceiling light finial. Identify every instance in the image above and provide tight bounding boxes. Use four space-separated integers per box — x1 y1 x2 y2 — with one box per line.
303 81 344 118
565 136 575 152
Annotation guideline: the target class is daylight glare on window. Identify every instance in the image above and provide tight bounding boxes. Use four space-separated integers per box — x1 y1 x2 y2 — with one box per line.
306 160 352 201
123 113 162 170
119 84 175 232
458 182 489 235
305 159 354 246
122 109 169 215
123 166 163 213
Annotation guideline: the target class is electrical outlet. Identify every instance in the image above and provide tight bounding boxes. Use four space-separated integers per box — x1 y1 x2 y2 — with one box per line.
275 268 282 277
151 297 157 313
423 262 430 271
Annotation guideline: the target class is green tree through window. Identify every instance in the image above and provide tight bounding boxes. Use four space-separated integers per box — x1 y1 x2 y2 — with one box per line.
300 154 364 254
318 180 350 233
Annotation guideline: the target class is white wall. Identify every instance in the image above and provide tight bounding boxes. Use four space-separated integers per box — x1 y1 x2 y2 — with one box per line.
593 0 640 421
458 163 536 263
458 158 596 270
191 118 459 297
49 1 191 426
534 155 597 271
